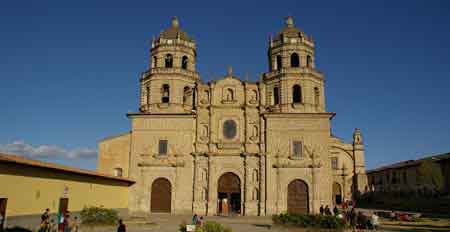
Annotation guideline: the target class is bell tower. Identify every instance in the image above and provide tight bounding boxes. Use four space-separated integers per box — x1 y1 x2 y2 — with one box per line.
139 17 199 114
262 16 325 113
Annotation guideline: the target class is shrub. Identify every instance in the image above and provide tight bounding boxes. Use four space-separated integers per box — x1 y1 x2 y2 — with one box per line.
272 213 347 230
178 221 232 232
79 206 119 225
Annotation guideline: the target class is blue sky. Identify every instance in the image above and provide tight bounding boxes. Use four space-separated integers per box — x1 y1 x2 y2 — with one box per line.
1 0 449 170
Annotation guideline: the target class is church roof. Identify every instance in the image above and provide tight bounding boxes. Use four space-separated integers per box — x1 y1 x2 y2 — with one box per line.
158 17 193 42
274 16 305 41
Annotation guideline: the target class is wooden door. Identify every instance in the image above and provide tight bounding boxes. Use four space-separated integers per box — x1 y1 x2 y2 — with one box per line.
151 178 171 213
59 198 69 215
287 179 309 214
0 198 7 229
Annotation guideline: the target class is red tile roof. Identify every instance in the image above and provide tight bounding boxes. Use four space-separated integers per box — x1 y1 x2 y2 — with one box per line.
0 152 134 184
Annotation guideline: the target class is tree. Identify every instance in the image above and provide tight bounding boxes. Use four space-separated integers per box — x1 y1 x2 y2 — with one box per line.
417 159 444 193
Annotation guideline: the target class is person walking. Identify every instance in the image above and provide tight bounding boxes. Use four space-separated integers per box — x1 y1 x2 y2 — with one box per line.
319 205 324 215
117 219 126 232
349 208 357 230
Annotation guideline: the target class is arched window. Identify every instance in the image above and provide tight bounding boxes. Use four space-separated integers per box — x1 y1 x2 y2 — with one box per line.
293 85 302 103
153 56 158 68
273 87 279 105
306 55 312 67
290 53 300 67
225 88 234 101
183 86 190 105
161 84 170 103
181 56 188 70
314 87 320 106
276 55 282 70
165 54 173 68
114 168 123 177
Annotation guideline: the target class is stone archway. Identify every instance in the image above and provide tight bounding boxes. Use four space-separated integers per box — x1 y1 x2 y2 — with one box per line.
151 178 171 213
217 172 241 215
333 182 342 205
287 179 309 214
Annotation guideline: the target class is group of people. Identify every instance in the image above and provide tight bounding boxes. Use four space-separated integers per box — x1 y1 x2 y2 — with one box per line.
38 208 79 232
191 214 204 228
319 205 339 216
319 204 380 230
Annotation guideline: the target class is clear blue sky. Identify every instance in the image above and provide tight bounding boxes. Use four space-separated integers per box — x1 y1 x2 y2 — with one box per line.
1 0 449 170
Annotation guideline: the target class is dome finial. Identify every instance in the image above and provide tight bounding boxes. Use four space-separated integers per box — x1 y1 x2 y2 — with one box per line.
171 16 179 28
227 66 233 76
285 16 294 27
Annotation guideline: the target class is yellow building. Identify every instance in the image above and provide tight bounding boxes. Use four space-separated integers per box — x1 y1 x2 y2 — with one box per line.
0 152 133 228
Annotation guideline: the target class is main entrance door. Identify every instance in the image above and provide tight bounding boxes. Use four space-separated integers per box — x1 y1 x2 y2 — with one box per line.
151 178 171 213
287 179 309 214
332 182 342 205
217 172 241 216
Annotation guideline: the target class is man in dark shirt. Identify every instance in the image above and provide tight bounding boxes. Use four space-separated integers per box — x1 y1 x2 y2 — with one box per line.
117 219 126 232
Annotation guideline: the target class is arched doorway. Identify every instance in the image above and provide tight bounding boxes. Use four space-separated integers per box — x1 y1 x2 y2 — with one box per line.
151 178 171 213
217 172 241 215
287 179 309 214
333 182 342 205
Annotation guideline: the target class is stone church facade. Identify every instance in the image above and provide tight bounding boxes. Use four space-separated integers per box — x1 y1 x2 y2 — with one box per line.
97 16 368 216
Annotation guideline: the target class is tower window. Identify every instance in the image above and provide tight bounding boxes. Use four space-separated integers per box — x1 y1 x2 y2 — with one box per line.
314 87 320 106
290 53 300 67
181 56 188 70
183 86 190 105
165 54 173 68
306 55 312 67
276 55 282 70
161 84 170 103
293 85 302 103
158 140 168 155
273 87 279 105
146 86 151 105
292 141 303 158
153 56 158 68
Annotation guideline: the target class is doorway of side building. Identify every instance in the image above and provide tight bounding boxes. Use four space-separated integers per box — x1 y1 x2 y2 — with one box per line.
287 179 309 214
0 198 7 230
217 172 241 216
333 182 342 205
151 178 172 213
58 198 69 217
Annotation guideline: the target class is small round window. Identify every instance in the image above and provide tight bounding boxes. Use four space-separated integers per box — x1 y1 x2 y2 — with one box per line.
223 120 237 139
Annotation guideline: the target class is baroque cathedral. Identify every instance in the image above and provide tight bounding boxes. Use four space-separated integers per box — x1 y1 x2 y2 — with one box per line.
98 16 368 216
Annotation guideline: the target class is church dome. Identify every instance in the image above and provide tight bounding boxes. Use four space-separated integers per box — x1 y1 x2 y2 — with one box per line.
274 16 306 41
158 17 193 42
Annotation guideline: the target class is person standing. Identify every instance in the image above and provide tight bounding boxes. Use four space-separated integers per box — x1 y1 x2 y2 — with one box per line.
371 212 379 230
0 212 5 231
333 205 339 215
71 216 80 232
117 219 126 232
319 205 324 215
63 213 71 232
41 209 50 223
324 205 332 216
192 214 198 225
